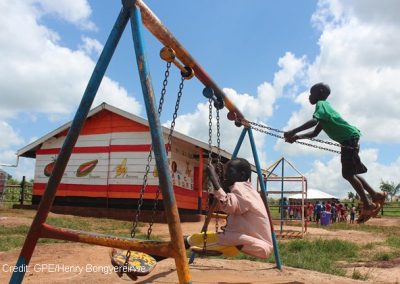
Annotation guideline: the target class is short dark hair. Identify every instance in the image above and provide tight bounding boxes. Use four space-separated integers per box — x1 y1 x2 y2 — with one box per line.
310 82 330 100
230 158 251 181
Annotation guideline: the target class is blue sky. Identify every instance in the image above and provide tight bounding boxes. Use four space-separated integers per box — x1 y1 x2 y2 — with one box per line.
1 0 399 198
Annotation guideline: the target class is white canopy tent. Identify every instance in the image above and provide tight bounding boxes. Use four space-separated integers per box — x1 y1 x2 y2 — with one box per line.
289 188 338 202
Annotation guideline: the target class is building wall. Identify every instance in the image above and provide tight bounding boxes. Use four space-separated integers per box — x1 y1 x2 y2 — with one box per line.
33 110 205 210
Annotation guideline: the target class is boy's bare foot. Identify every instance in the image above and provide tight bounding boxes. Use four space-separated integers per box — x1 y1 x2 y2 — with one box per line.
372 192 387 208
356 203 381 224
356 213 371 224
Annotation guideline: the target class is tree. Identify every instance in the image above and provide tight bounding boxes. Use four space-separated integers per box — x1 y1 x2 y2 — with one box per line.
379 180 400 202
347 191 355 202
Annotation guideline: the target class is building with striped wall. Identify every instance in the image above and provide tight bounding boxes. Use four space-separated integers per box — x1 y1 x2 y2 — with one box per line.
17 103 235 219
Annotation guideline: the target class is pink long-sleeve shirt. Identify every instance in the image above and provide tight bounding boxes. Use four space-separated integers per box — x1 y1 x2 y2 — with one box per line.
214 181 273 259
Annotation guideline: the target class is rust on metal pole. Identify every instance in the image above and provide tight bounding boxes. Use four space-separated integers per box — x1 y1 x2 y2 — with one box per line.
40 224 174 258
136 0 245 123
128 3 191 283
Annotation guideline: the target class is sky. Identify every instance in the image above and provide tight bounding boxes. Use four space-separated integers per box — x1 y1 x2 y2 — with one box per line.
0 0 399 198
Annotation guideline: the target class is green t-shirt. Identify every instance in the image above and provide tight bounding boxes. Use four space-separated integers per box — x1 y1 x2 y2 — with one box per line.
313 101 360 143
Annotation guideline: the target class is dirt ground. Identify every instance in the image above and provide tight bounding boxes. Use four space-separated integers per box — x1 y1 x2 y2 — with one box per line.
1 213 400 284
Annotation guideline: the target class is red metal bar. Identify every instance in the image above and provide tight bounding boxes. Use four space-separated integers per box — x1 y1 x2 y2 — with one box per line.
40 224 174 258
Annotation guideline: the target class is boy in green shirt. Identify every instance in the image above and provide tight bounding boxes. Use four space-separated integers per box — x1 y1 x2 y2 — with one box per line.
284 83 385 223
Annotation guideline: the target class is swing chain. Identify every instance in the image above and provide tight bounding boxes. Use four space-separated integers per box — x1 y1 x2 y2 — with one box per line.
147 76 185 238
203 98 214 253
215 109 222 233
237 118 342 154
130 62 171 240
207 99 213 165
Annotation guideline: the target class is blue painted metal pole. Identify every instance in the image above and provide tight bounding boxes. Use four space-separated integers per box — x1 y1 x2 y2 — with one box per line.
232 128 248 159
9 8 130 284
247 128 282 270
128 4 191 283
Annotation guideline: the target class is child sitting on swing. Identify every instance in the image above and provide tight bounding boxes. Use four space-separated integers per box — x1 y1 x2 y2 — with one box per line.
185 158 274 259
111 158 273 281
283 83 386 223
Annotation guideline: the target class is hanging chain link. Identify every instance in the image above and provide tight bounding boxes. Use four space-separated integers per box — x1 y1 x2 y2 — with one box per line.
207 99 213 165
203 98 214 253
214 109 222 233
130 62 172 240
236 118 346 154
147 76 185 238
124 62 172 275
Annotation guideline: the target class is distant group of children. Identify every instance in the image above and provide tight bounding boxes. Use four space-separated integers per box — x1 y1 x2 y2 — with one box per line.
306 201 358 224
280 199 360 224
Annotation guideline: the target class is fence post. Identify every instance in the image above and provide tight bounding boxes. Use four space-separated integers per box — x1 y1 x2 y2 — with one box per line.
20 176 25 205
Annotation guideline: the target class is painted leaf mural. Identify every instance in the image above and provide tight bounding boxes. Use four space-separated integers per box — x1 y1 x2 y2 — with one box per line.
76 159 98 177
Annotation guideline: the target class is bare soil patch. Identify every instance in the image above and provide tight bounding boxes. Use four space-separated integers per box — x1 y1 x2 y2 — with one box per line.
1 210 399 283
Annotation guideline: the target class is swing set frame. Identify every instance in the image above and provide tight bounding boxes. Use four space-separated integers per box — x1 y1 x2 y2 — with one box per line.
10 1 281 283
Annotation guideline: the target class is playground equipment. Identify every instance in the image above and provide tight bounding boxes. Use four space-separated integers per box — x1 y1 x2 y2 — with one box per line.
10 1 281 283
264 157 308 239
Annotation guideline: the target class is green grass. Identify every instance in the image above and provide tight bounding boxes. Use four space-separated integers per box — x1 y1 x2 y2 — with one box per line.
361 242 376 250
351 268 370 280
0 225 30 235
307 221 400 237
0 235 27 251
0 225 65 251
372 252 392 261
0 212 153 252
220 238 359 277
386 235 400 248
269 239 358 276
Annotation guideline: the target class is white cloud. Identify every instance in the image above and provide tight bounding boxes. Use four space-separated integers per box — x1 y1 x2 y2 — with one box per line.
0 0 142 180
305 148 400 198
30 0 96 30
79 36 103 57
0 0 141 119
0 122 24 150
286 0 400 145
168 52 306 168
277 0 400 197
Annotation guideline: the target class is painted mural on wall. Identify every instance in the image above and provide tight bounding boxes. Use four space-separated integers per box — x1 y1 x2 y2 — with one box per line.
43 159 56 177
170 143 196 190
76 159 98 177
35 132 199 191
114 158 127 178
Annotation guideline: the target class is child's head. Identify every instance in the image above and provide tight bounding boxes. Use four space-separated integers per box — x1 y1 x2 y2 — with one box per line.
309 82 330 104
224 158 251 187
